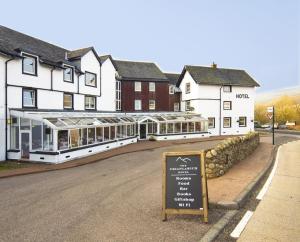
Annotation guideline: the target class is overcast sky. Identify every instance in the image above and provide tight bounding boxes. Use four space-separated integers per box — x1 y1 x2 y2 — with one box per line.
0 0 299 92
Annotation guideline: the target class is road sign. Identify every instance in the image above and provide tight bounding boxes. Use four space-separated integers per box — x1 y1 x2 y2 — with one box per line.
267 106 274 113
267 113 273 120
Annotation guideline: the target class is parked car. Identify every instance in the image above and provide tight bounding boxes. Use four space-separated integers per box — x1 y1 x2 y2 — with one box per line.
278 124 287 129
261 124 271 129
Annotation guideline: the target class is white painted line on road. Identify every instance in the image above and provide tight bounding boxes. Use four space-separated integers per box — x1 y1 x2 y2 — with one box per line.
256 146 282 200
230 210 254 238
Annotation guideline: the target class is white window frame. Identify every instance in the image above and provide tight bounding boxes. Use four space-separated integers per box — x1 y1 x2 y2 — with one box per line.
116 80 121 111
169 85 175 94
185 83 191 94
135 81 141 92
149 82 155 92
134 100 141 110
85 96 96 110
149 100 156 110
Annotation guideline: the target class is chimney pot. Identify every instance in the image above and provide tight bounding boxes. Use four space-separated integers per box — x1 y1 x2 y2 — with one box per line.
211 62 217 68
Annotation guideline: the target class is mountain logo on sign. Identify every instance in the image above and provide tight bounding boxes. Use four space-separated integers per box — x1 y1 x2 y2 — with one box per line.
176 157 191 163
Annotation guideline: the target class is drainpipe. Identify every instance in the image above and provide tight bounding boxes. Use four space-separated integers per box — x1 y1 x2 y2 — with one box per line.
50 66 55 90
219 85 223 136
5 56 15 160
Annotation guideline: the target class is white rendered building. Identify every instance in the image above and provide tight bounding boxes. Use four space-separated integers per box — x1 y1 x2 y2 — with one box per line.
178 64 260 136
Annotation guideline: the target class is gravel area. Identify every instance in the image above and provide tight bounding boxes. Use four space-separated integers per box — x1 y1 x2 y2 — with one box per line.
0 140 224 242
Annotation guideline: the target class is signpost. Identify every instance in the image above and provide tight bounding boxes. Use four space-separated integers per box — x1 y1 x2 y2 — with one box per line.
162 151 208 222
267 106 275 145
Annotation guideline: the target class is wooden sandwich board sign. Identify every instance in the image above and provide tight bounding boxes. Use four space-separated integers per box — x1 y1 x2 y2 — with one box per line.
162 151 208 223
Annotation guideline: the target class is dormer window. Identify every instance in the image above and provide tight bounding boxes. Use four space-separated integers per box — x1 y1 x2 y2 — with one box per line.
22 54 37 76
85 71 97 87
63 65 73 82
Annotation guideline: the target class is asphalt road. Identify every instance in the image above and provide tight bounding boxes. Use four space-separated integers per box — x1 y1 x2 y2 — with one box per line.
0 140 222 242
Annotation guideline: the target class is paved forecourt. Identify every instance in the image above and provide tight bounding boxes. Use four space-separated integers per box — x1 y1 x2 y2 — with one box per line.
239 140 300 241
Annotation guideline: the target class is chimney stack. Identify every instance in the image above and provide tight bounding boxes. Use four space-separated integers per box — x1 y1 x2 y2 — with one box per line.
211 62 217 68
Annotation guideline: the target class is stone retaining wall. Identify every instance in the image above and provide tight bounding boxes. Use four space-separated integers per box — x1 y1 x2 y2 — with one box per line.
205 132 260 178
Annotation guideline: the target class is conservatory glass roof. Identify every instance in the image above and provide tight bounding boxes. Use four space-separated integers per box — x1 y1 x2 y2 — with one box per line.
10 110 207 130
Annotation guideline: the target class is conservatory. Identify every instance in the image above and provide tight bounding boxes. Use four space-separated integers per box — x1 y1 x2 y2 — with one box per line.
8 110 208 163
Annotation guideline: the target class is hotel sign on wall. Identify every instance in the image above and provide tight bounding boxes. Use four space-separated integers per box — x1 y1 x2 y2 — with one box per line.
236 94 250 99
162 151 208 222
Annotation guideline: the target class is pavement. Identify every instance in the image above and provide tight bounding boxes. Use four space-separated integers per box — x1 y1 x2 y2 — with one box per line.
238 140 300 241
0 137 273 242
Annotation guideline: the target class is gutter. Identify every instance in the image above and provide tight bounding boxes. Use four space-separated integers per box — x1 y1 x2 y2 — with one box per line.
5 56 15 160
50 66 56 90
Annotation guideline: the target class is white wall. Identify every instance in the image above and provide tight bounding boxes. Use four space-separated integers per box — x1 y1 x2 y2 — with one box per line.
98 58 116 111
79 50 101 97
180 70 256 136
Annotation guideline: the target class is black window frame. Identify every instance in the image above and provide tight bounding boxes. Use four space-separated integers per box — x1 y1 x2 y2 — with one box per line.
22 88 37 109
22 53 38 76
208 117 215 128
185 83 191 94
84 95 97 110
239 116 247 127
223 101 232 110
63 93 74 110
223 85 232 93
63 65 74 83
85 71 97 87
223 117 232 128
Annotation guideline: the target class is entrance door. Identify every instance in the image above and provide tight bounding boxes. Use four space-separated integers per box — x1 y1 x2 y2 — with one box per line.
139 124 147 139
21 132 30 159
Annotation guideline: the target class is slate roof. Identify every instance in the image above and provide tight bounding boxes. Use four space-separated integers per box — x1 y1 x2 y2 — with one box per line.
67 47 93 60
113 59 168 82
0 25 98 69
164 73 180 85
178 65 260 87
99 55 112 64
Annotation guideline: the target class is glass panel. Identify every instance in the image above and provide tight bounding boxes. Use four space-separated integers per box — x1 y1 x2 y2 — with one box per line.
175 122 181 133
148 122 153 134
127 125 131 137
23 56 36 74
167 123 174 133
96 127 103 142
85 72 96 86
117 126 122 138
32 120 42 150
63 94 73 109
43 125 53 151
160 123 166 134
195 122 201 132
88 128 96 144
58 130 69 150
79 128 87 146
23 89 36 107
182 122 188 133
20 118 30 130
10 117 19 149
64 67 73 82
110 126 116 140
122 125 127 137
153 123 157 134
104 127 110 141
188 122 195 132
70 129 79 148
